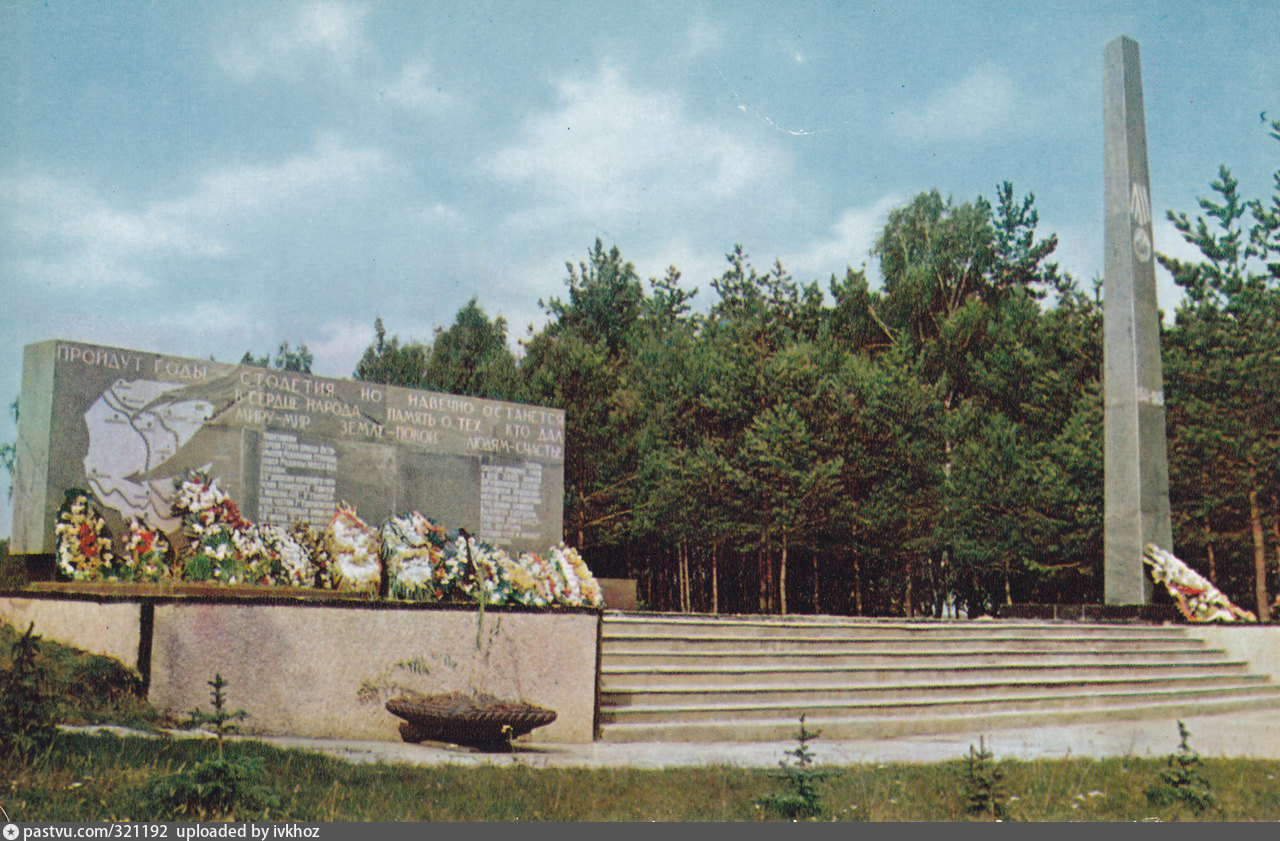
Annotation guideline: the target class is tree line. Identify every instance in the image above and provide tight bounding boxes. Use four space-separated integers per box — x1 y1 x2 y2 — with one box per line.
229 124 1280 620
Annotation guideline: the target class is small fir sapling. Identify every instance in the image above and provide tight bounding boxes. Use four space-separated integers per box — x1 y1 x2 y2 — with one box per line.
756 714 829 820
138 673 279 818
963 736 1009 819
1145 720 1215 816
0 622 59 761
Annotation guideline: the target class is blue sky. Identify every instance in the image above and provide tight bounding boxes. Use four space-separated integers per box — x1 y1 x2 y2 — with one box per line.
2 1 1278 537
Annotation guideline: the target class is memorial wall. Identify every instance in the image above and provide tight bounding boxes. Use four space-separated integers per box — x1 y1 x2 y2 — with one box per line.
12 339 565 557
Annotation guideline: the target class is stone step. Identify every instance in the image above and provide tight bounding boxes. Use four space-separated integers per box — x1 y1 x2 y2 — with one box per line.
601 634 1202 654
603 613 1191 640
595 613 1274 743
597 694 1280 743
600 648 1221 669
598 682 1280 724
600 672 1272 708
601 659 1252 689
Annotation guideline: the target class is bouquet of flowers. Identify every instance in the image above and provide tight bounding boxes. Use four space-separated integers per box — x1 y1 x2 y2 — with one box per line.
289 519 338 589
389 554 439 601
57 470 607 607
511 552 557 607
181 524 244 583
547 544 604 607
263 524 313 586
173 470 319 586
431 534 472 599
383 512 448 601
54 490 118 581
445 534 516 605
239 524 313 586
173 471 251 538
324 504 381 592
1143 544 1256 622
230 526 277 584
498 552 550 607
121 517 173 582
173 472 248 583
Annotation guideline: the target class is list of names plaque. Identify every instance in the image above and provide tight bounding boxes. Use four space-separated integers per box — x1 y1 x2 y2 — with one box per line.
257 431 338 527
480 462 544 545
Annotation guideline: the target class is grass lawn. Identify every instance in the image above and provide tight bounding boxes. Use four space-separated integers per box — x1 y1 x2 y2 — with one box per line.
0 620 168 731
3 730 1278 821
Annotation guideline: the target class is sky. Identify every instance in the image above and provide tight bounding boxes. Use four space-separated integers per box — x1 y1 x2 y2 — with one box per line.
1 0 1278 538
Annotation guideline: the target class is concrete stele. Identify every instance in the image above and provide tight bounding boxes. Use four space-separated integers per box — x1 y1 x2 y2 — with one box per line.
12 338 566 557
1102 36 1172 604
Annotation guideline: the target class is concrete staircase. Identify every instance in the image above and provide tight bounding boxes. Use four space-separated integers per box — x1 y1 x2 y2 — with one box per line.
596 611 1280 742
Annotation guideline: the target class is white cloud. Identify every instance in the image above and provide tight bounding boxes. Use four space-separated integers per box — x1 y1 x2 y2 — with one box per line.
684 17 724 58
296 1 367 56
218 0 369 80
9 175 222 260
12 254 158 292
418 202 462 224
382 61 454 110
5 174 220 291
169 135 389 219
787 193 906 284
887 64 1018 143
5 137 391 290
307 317 377 378
486 66 787 224
158 300 264 336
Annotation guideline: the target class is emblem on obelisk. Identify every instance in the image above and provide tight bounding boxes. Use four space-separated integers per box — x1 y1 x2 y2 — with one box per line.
1130 181 1153 262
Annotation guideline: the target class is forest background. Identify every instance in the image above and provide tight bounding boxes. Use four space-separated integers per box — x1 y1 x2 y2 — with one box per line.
6 125 1279 622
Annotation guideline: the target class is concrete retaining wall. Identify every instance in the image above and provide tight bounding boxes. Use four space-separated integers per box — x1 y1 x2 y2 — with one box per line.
0 592 600 743
0 595 144 668
1194 625 1280 683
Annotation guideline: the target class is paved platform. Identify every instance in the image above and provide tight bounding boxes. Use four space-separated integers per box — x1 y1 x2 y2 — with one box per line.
227 708 1280 769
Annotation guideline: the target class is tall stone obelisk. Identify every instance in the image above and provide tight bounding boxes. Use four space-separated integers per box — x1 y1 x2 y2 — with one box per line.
1103 36 1172 604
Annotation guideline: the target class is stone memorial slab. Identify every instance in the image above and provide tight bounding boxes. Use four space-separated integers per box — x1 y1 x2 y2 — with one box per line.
12 339 564 557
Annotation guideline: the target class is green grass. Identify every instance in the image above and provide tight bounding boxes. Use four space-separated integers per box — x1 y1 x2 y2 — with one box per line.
3 731 1279 821
0 621 169 730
